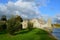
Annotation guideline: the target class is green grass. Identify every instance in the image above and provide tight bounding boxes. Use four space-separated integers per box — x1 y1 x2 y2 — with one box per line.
0 28 56 40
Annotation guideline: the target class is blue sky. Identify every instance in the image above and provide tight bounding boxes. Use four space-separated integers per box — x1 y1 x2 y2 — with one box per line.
0 0 17 4
40 0 60 17
0 0 60 18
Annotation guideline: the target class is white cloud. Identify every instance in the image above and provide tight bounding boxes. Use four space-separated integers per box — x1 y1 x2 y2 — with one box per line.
0 0 49 19
56 14 60 20
52 14 60 24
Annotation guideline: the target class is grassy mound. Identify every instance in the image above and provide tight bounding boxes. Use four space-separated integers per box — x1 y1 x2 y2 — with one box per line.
0 28 56 40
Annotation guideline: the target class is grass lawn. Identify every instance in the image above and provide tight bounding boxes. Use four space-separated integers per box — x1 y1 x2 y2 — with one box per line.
0 28 57 40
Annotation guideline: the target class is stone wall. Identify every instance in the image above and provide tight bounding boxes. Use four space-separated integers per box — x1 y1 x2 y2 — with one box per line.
22 18 52 32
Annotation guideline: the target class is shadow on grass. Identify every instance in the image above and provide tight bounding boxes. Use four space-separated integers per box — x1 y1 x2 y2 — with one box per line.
0 28 34 36
0 30 7 34
9 28 34 36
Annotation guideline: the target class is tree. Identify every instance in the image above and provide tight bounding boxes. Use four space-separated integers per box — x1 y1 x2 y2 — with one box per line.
15 15 23 29
7 17 15 34
7 15 23 35
1 15 7 21
0 21 7 32
15 15 23 22
0 15 7 32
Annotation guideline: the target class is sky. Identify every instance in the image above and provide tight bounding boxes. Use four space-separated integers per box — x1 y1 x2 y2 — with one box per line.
40 0 60 17
0 0 60 19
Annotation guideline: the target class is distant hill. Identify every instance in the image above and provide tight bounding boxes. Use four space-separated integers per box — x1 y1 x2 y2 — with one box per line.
54 24 60 28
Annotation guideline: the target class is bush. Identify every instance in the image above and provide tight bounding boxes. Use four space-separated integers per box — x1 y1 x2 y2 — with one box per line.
27 21 33 30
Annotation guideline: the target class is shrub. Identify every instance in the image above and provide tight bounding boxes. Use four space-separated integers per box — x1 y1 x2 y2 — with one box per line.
27 21 33 30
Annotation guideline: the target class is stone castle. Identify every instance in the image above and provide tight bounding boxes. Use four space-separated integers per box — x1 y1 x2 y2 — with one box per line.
22 18 53 32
